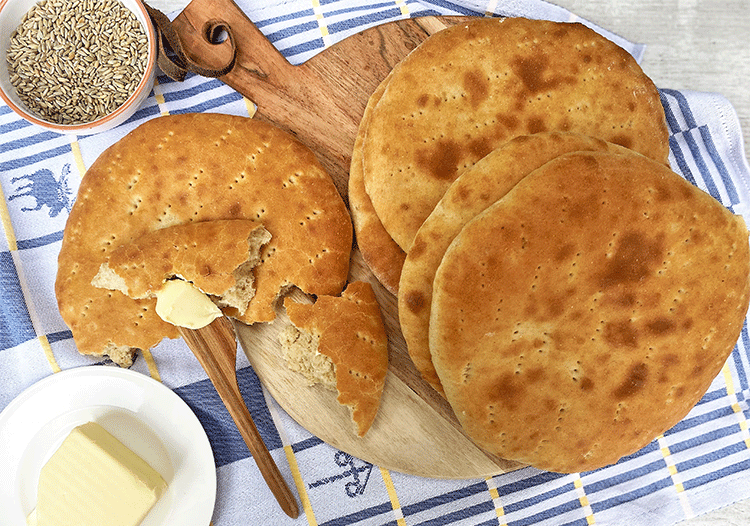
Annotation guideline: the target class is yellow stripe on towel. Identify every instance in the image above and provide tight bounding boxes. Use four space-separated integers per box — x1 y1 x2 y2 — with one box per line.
572 474 596 525
380 467 407 526
485 476 507 524
657 435 693 519
69 139 87 182
140 348 162 382
285 444 318 525
39 334 61 373
394 0 410 17
310 0 332 46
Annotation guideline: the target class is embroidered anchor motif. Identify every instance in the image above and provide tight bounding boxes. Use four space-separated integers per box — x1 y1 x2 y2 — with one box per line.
308 451 374 498
9 164 74 217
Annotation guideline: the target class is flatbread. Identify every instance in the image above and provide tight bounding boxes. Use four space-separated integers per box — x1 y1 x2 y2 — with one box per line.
91 220 270 315
362 17 670 251
349 72 404 295
399 132 631 394
56 113 352 366
430 150 750 472
281 281 389 437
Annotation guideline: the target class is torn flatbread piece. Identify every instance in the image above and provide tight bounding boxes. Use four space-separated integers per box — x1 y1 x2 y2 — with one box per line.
280 281 389 437
92 219 270 316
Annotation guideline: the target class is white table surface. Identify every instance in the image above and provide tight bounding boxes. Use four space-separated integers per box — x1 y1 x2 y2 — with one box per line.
147 0 750 523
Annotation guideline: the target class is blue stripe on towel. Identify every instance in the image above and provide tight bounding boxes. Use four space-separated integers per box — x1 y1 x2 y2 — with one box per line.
682 457 750 491
734 325 749 391
0 141 70 173
662 88 699 129
402 481 488 516
502 481 575 514
589 476 672 513
508 499 585 526
665 405 737 437
292 435 325 453
16 231 64 251
669 134 700 187
681 128 723 198
675 441 748 473
669 422 742 457
328 8 404 35
0 117 33 135
415 500 495 526
173 365 281 467
318 501 395 526
699 124 741 205
0 251 36 351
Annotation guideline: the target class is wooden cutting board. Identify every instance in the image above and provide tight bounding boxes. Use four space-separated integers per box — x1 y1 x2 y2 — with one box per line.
172 0 522 479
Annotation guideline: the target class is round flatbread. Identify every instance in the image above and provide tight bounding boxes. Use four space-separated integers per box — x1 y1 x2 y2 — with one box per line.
398 132 630 394
56 113 352 366
362 17 670 252
430 150 750 473
349 72 404 295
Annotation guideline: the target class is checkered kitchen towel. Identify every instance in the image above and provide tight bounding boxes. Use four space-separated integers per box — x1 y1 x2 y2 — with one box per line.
2 0 750 525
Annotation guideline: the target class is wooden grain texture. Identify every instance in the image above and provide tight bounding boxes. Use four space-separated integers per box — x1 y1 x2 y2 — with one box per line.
235 278 520 479
170 0 523 480
179 318 300 517
172 0 467 199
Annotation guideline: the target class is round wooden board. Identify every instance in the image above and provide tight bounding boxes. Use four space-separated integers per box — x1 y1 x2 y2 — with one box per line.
235 251 522 480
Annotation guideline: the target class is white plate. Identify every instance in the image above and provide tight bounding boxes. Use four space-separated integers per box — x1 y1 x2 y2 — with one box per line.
0 366 216 526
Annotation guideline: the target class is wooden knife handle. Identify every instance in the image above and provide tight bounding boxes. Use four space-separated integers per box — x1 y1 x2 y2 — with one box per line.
179 319 300 518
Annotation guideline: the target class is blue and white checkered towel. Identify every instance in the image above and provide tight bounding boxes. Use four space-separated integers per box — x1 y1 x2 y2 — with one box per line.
2 1 749 525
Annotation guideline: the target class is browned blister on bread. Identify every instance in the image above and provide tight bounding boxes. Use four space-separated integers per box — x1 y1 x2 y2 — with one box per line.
92 219 270 314
281 281 389 436
429 150 750 473
398 132 632 395
55 113 352 365
362 17 670 252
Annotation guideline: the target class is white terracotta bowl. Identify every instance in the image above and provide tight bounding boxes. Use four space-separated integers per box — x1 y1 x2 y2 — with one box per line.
0 0 157 135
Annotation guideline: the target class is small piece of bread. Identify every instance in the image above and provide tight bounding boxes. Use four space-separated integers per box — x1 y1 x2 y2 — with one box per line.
362 17 670 251
55 113 352 366
280 281 389 437
430 150 750 473
92 220 271 315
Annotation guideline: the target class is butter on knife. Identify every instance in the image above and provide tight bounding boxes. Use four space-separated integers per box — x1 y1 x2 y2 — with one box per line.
155 279 223 329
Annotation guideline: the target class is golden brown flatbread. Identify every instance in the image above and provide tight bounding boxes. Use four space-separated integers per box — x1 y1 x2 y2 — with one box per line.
56 114 352 366
399 132 630 395
362 17 669 252
430 150 750 473
91 220 270 315
349 72 404 295
281 281 389 436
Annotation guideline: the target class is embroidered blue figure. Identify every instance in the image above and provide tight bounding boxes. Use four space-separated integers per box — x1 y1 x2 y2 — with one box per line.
308 451 373 498
9 164 74 217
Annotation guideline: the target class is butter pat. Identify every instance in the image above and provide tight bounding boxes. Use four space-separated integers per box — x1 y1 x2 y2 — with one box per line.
34 422 167 526
155 279 222 329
